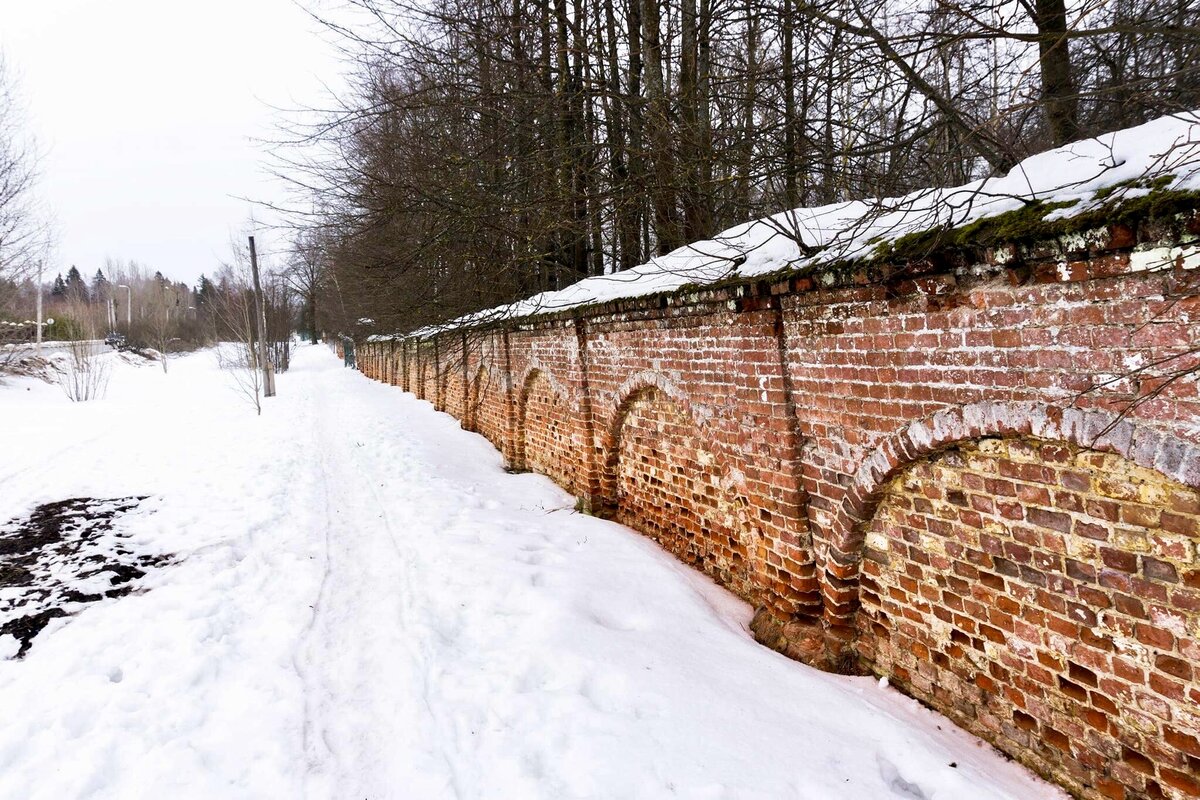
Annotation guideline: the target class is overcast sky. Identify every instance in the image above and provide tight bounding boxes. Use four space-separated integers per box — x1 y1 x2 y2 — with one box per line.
2 0 347 286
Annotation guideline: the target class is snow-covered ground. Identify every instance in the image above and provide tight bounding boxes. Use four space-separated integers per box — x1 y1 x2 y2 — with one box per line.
0 347 1064 800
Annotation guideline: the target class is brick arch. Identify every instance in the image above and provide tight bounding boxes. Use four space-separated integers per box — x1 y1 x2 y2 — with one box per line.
516 364 573 414
599 371 748 493
825 400 1200 628
516 367 577 490
600 375 763 600
852 426 1200 799
468 364 504 445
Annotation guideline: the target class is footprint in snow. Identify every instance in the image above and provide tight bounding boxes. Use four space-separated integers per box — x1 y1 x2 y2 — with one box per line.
584 606 651 633
876 754 930 800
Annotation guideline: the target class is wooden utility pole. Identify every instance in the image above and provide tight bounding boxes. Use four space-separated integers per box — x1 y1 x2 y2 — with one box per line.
35 260 43 358
248 236 276 398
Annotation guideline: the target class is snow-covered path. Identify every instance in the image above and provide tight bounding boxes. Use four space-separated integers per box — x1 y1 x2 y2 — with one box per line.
0 346 1063 800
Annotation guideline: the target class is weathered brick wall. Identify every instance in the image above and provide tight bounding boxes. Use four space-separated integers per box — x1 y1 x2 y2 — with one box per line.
465 331 510 450
857 437 1200 799
509 323 592 495
419 341 437 405
795 264 1200 641
355 213 1200 800
519 369 578 493
440 335 468 422
389 342 401 386
610 385 757 595
581 303 819 625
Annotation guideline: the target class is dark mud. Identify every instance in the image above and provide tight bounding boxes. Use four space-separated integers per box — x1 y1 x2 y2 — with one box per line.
0 497 167 657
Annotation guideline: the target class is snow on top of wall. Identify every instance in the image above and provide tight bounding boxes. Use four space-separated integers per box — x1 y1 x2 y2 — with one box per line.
377 111 1200 341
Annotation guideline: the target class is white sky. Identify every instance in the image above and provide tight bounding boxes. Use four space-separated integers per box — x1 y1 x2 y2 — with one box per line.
1 0 348 286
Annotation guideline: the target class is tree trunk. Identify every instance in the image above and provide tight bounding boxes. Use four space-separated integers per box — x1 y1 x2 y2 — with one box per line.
626 0 647 267
1033 0 1080 146
641 0 683 254
679 0 711 241
781 0 797 209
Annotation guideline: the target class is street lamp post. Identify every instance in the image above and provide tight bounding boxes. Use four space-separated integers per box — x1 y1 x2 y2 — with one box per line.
35 260 43 358
117 284 131 326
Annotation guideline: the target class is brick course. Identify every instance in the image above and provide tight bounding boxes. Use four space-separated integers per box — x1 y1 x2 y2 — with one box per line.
355 213 1200 799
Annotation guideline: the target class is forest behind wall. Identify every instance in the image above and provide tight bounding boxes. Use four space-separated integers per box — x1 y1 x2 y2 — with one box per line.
279 0 1200 336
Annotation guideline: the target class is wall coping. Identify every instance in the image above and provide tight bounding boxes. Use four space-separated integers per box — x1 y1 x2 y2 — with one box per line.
391 205 1200 343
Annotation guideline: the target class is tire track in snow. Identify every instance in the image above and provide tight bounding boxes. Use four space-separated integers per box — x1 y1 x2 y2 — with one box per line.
351 430 469 800
286 373 338 796
292 363 463 799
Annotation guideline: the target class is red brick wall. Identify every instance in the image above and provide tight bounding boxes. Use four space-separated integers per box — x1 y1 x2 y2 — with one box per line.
507 324 592 494
610 385 757 596
465 331 511 449
440 336 467 420
356 214 1200 799
857 437 1200 800
418 342 437 404
519 369 579 494
467 366 499 443
581 306 820 622
802 266 1200 639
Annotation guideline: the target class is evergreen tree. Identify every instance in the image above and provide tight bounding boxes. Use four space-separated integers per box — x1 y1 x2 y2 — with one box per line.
195 274 216 308
65 266 89 302
92 269 110 298
50 273 67 297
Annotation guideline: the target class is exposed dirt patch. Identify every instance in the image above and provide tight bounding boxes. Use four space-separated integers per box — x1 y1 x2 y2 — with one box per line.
0 496 168 658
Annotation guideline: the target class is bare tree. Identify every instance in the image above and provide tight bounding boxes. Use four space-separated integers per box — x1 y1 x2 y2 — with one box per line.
143 280 175 373
0 54 49 316
210 263 265 415
55 297 110 402
283 228 328 344
270 0 1200 338
263 272 294 371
